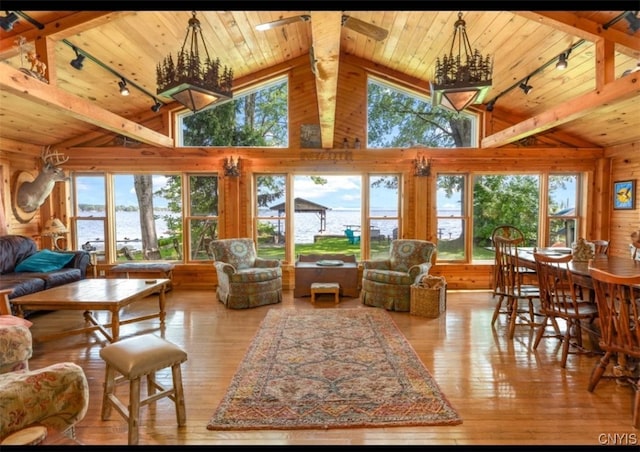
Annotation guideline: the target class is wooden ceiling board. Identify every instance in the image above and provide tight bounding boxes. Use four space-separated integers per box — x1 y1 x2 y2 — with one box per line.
0 10 638 152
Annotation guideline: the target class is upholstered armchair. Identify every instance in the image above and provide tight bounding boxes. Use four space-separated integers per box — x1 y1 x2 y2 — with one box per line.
361 239 437 312
0 319 89 442
210 238 283 309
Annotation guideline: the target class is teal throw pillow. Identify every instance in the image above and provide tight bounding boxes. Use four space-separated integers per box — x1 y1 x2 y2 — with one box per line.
15 249 75 273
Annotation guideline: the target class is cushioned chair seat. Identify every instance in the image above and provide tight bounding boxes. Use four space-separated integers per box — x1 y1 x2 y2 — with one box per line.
230 267 281 283
363 269 415 285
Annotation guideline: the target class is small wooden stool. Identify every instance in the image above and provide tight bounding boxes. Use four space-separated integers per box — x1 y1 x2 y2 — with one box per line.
310 282 340 304
99 334 187 445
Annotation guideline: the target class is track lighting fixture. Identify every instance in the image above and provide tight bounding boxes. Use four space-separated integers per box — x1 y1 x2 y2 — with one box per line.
484 39 585 111
69 48 85 70
118 79 130 96
623 11 640 33
556 53 568 70
151 100 163 112
0 11 19 31
519 78 533 95
63 39 162 107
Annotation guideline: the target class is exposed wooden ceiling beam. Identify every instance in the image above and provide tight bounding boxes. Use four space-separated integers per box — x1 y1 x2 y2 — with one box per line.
516 12 640 54
481 74 639 148
0 12 131 59
0 64 174 147
310 12 342 149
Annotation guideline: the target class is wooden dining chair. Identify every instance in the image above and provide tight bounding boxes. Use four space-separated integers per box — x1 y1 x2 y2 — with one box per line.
587 266 640 429
492 235 541 339
532 252 600 368
490 225 536 298
592 240 609 256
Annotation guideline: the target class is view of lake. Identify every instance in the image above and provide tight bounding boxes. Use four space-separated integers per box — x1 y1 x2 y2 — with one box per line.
76 209 462 250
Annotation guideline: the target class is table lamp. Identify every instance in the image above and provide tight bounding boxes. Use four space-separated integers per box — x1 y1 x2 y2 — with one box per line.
42 218 68 250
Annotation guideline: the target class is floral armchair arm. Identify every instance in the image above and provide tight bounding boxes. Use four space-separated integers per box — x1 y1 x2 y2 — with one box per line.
253 257 280 268
408 263 433 281
214 261 237 276
0 362 89 439
362 260 391 270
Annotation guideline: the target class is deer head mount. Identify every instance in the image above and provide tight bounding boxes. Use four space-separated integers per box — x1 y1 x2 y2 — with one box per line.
16 146 69 213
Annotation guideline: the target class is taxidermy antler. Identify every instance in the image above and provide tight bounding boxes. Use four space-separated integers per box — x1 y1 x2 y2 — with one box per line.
16 146 69 212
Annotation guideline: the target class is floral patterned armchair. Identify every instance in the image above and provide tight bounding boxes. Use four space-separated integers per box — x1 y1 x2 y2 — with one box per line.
361 239 437 312
0 316 89 441
210 238 283 309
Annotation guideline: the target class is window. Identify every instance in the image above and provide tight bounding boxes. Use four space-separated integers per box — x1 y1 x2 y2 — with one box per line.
436 174 466 261
71 172 218 263
436 172 581 262
548 174 579 247
368 174 400 260
367 76 477 148
178 77 288 147
254 173 402 262
72 173 107 266
185 174 219 261
473 174 540 260
255 174 287 260
112 174 181 262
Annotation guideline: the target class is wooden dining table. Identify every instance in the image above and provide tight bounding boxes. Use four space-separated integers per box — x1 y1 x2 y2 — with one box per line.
514 247 640 292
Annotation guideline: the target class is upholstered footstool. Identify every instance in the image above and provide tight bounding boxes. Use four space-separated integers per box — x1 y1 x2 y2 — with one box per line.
310 282 340 304
110 262 175 290
99 334 187 445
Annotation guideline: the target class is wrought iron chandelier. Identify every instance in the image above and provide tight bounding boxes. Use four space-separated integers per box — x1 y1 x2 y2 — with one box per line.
430 12 492 113
156 11 233 113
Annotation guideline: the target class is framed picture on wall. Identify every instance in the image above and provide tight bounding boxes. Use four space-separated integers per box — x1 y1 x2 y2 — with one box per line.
613 179 636 210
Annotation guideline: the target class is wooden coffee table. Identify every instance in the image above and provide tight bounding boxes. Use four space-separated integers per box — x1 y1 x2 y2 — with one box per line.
10 278 169 343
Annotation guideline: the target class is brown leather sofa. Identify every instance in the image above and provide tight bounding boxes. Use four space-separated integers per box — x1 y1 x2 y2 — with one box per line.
0 235 90 314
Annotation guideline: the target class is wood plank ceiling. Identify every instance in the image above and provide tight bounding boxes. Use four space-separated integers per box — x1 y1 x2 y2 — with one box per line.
0 9 638 152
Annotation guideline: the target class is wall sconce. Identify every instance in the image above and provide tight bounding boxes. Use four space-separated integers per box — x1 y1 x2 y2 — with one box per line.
223 156 241 177
42 217 69 250
414 156 431 177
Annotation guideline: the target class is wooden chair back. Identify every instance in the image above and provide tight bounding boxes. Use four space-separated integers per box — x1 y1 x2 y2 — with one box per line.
588 266 640 357
533 252 583 317
591 240 609 256
494 235 529 296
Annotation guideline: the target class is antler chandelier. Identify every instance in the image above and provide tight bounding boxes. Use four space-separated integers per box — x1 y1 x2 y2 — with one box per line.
156 11 233 113
430 12 492 113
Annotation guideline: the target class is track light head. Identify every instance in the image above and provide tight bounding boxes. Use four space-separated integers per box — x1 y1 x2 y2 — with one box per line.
70 50 85 70
519 79 533 95
485 99 496 112
151 101 162 112
118 79 130 96
624 11 640 33
556 53 568 70
0 11 19 31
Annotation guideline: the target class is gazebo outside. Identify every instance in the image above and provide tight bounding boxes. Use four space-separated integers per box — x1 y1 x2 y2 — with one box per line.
268 197 331 235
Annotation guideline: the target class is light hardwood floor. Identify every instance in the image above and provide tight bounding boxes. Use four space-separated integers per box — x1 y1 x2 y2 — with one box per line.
24 288 638 446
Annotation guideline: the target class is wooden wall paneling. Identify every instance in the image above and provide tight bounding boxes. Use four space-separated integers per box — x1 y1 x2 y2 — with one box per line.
6 152 41 239
334 59 367 149
222 175 240 238
289 65 320 151
606 142 640 257
587 157 611 243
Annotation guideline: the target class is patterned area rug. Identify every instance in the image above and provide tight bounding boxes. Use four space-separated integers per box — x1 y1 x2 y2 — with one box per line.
207 308 462 430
